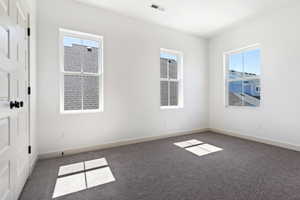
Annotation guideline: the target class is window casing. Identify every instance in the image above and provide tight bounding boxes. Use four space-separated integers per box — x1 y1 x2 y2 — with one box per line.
225 45 261 107
160 48 183 109
59 29 103 113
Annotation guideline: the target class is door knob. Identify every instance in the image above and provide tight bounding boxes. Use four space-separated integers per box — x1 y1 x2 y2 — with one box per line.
10 101 15 109
9 101 21 109
15 101 20 108
10 101 17 109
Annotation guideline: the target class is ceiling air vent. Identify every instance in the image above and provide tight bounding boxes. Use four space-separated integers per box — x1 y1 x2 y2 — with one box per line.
150 4 165 12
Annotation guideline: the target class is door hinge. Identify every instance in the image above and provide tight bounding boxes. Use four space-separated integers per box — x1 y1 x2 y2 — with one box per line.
28 145 32 154
28 86 31 95
27 27 31 37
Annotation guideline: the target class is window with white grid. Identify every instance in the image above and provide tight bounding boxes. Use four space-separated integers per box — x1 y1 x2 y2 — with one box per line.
160 49 183 109
60 29 103 113
225 45 261 107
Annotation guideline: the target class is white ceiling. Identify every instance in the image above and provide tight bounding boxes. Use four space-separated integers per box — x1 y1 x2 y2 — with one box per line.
74 0 295 37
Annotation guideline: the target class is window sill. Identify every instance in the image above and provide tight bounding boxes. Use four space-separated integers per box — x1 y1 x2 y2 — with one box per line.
225 105 261 110
60 109 103 115
160 106 183 110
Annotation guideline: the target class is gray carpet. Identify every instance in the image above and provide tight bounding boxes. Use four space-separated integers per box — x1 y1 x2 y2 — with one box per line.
20 132 300 200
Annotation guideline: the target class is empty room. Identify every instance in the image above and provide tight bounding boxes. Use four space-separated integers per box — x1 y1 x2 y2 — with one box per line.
1 0 300 199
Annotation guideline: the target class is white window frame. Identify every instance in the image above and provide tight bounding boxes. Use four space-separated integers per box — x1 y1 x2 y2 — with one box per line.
160 48 184 110
224 44 261 108
59 28 104 114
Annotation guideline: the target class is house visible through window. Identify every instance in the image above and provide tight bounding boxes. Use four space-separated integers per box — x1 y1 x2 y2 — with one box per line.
225 46 261 107
60 29 103 113
160 49 183 109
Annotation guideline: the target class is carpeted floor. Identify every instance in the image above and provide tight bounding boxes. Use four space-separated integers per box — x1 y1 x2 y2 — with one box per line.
20 132 300 200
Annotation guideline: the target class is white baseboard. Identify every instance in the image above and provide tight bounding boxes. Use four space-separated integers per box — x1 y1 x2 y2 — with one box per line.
210 128 300 152
38 128 209 160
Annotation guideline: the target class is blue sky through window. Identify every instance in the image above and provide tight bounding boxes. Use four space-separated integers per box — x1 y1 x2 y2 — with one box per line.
160 52 177 60
229 49 260 75
64 36 99 48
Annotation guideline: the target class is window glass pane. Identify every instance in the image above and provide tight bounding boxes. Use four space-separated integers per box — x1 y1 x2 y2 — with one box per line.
64 37 81 72
83 76 99 110
160 50 182 108
228 52 243 79
64 36 100 73
228 81 243 106
160 58 168 79
160 81 169 106
169 60 178 79
160 52 177 60
243 79 260 107
83 46 99 73
64 37 99 48
170 81 178 106
64 75 82 110
244 49 260 78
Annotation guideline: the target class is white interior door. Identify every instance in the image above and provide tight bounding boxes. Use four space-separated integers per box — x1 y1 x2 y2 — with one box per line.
14 1 29 197
0 0 30 199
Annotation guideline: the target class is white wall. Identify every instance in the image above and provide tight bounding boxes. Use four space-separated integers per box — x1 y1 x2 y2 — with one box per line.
37 0 208 154
209 3 300 147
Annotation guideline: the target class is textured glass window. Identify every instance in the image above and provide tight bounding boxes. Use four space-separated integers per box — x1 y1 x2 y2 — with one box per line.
64 75 82 111
64 37 82 72
61 31 102 112
160 81 169 106
169 60 178 79
83 47 99 73
160 58 168 79
160 50 182 108
169 82 178 106
83 76 99 110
